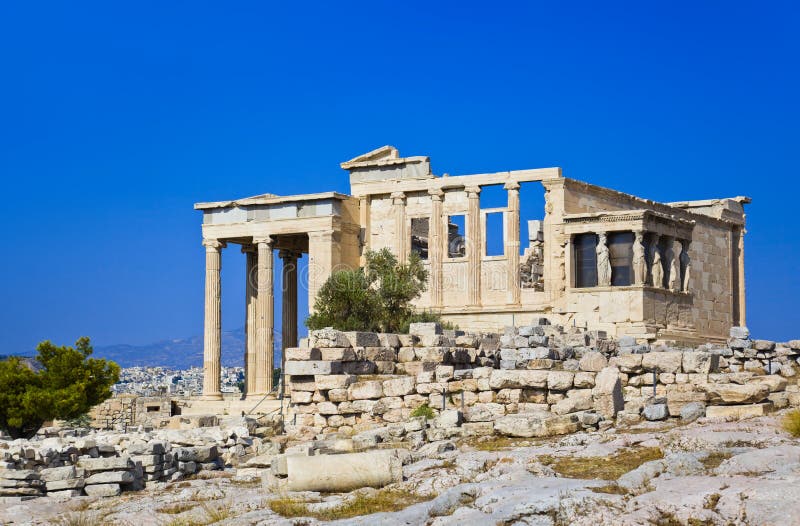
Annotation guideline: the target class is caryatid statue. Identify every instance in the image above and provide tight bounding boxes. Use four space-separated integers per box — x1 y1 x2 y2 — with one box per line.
649 235 664 288
596 233 612 286
668 239 681 292
680 240 692 292
633 231 646 285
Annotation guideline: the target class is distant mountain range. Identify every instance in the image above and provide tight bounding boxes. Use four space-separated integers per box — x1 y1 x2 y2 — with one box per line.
93 327 266 369
4 328 285 370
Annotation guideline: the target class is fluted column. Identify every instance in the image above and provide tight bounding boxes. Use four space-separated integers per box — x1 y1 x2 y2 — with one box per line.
391 192 407 262
201 239 225 400
428 189 444 308
505 181 521 304
280 250 300 377
253 236 274 397
242 245 257 396
466 186 482 306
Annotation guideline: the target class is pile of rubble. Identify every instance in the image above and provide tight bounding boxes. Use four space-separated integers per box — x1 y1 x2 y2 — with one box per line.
0 416 270 500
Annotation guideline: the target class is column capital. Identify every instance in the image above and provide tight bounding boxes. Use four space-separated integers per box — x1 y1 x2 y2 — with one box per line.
390 191 406 203
253 236 274 246
278 249 302 260
503 181 521 191
203 239 226 250
428 188 444 200
465 185 481 197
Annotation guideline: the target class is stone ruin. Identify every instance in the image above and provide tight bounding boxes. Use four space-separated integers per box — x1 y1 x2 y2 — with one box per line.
282 322 800 443
3 321 799 500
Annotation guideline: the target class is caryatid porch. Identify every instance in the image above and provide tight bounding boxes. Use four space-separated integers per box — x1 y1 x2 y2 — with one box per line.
194 193 361 400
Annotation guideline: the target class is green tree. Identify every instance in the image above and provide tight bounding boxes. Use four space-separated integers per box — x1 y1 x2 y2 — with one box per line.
0 337 120 439
306 248 437 333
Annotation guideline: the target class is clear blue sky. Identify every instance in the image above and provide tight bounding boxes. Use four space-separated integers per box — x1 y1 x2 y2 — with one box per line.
1 1 797 354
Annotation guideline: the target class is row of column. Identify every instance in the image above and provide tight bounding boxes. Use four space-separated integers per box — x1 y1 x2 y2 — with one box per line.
201 237 300 400
385 183 524 309
593 231 691 292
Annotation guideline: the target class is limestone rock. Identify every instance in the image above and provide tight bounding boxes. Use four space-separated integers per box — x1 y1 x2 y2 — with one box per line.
704 383 770 405
642 351 683 373
285 360 342 376
679 402 706 422
347 380 384 400
578 352 607 372
488 370 548 389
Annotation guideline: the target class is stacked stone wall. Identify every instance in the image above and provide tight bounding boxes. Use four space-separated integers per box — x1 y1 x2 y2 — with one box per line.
284 323 800 439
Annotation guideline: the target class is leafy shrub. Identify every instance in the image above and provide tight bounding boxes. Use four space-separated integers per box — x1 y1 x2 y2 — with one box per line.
782 409 800 437
410 403 435 420
307 248 450 333
0 337 119 438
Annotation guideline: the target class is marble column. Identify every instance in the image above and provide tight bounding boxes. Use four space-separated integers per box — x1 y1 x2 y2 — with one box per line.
667 237 680 292
466 186 482 306
680 240 692 292
201 239 225 400
280 250 300 378
307 230 340 311
253 237 274 396
596 232 612 287
649 234 663 288
391 192 406 262
632 230 646 286
505 181 521 304
242 245 257 396
428 189 444 308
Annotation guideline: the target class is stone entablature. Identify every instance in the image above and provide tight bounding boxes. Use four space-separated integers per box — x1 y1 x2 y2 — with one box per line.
193 145 750 399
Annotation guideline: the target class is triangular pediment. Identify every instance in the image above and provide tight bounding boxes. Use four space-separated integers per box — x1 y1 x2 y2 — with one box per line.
340 145 399 169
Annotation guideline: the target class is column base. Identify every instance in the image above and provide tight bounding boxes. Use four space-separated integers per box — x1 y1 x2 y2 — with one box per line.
198 393 223 401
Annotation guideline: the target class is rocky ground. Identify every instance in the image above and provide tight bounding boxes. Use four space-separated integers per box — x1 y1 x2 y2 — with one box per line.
4 410 800 526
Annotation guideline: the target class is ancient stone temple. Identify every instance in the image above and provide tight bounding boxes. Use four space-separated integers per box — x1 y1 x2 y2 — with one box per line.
195 146 749 398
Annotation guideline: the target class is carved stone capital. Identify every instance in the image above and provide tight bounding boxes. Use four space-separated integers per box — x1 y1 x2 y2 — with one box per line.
390 191 406 203
278 249 302 261
428 188 444 200
465 186 481 197
253 236 274 247
203 239 226 250
503 181 521 191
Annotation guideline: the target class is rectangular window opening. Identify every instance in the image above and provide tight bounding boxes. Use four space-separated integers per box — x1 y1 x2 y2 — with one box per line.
574 233 598 288
485 212 505 257
410 217 429 260
446 215 466 258
608 232 634 286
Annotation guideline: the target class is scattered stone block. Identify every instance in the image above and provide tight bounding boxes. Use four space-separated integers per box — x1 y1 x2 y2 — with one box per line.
706 402 773 419
285 361 342 376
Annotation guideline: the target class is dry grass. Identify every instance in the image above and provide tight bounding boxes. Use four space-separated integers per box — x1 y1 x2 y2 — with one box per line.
537 447 664 480
202 503 231 523
589 483 628 495
701 451 733 470
269 488 430 520
704 492 722 510
782 409 800 437
157 502 195 515
462 435 535 451
56 513 101 526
